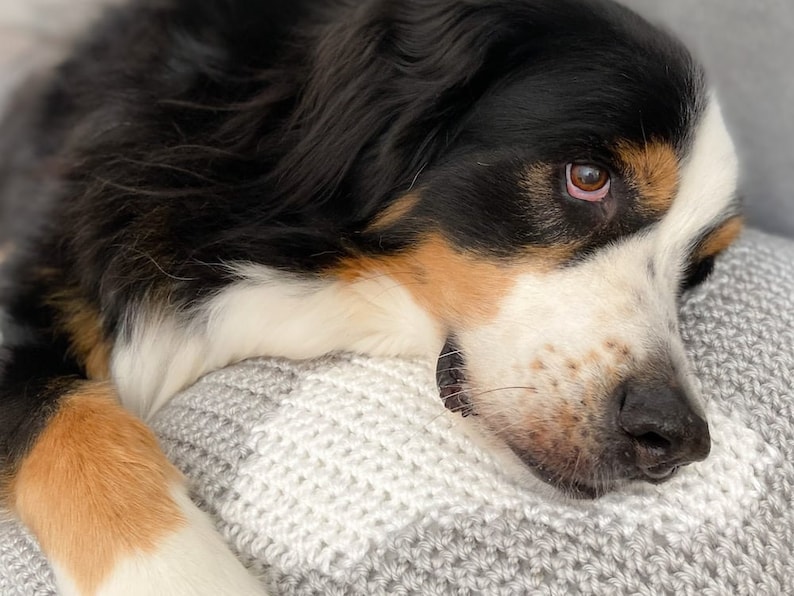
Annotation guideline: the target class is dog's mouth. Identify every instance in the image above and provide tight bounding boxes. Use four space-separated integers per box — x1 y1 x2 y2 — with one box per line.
435 340 683 499
436 339 474 417
434 343 602 497
435 340 599 497
514 450 680 499
513 451 605 499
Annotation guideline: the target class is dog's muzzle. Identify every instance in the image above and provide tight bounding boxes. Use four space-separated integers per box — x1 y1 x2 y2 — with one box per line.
436 339 711 497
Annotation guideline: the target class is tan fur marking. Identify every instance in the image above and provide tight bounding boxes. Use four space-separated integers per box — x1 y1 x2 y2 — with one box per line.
512 400 602 482
45 289 112 380
617 141 680 215
520 163 555 196
519 163 569 228
367 192 421 232
334 233 576 327
697 216 744 260
11 384 184 593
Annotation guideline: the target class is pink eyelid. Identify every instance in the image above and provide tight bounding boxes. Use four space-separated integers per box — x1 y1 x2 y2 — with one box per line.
565 163 611 202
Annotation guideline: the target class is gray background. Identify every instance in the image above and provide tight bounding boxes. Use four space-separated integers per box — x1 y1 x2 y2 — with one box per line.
624 0 794 238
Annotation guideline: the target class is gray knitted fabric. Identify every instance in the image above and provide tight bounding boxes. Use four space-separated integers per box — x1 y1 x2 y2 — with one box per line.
1 229 793 595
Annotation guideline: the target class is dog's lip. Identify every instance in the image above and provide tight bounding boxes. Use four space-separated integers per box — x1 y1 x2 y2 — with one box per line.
640 463 680 483
436 339 474 416
515 446 685 498
512 447 604 499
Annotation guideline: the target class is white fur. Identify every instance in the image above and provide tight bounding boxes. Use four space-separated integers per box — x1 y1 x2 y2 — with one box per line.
658 98 740 280
113 270 442 418
51 487 265 596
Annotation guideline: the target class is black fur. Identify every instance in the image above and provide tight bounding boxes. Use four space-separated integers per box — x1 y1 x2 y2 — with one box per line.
0 0 704 469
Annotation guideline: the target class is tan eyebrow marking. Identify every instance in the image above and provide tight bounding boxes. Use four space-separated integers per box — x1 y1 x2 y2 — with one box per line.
616 140 680 217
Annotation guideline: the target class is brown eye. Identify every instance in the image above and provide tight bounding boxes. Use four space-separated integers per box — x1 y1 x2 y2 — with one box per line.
566 163 611 202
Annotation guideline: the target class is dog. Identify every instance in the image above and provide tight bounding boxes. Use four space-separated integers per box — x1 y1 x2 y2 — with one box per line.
0 0 741 593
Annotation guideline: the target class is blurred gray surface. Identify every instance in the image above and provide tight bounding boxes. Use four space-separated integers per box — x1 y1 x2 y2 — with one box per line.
624 0 794 237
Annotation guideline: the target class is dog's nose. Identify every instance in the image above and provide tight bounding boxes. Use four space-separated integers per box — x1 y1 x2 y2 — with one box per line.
618 380 711 478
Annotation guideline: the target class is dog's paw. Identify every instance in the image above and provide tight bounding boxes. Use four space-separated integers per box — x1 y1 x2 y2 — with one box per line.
53 489 266 596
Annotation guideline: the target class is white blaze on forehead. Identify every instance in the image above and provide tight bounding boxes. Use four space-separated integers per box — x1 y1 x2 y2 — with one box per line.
656 96 740 276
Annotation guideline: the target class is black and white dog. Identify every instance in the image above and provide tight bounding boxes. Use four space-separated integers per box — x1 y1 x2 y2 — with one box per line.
0 0 741 593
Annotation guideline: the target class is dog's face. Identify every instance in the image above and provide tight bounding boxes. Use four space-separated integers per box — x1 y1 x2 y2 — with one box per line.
83 0 739 497
335 1 741 497
434 101 740 498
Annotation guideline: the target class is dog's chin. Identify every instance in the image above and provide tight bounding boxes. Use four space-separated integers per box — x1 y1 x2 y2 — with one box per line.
511 447 681 500
511 449 619 499
435 340 681 500
519 457 611 499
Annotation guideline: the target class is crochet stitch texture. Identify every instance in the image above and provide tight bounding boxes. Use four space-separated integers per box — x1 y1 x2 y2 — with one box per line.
1 229 793 595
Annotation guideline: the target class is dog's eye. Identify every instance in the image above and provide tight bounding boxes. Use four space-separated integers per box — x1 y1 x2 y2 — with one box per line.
566 163 610 202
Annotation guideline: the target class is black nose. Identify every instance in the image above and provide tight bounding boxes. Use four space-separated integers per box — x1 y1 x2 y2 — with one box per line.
618 380 711 478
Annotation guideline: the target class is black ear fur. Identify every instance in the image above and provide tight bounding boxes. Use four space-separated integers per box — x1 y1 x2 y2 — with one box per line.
267 0 687 220
1 0 705 319
269 0 515 219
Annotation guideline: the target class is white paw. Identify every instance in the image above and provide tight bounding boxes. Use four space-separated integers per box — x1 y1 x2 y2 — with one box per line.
54 489 267 596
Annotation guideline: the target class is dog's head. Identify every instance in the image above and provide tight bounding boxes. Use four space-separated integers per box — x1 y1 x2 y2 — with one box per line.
292 0 741 496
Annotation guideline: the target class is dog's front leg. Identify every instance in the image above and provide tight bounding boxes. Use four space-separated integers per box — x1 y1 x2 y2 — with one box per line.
4 375 265 596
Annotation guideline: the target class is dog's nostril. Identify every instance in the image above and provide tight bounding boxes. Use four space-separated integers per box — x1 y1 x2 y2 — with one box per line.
635 431 672 453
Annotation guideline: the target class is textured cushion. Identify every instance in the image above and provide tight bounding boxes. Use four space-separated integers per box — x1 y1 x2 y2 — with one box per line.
2 228 793 595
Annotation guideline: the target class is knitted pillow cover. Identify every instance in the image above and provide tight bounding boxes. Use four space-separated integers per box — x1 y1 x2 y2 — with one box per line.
1 228 793 595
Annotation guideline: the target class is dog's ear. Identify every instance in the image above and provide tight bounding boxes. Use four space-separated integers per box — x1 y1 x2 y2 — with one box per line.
272 0 548 219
